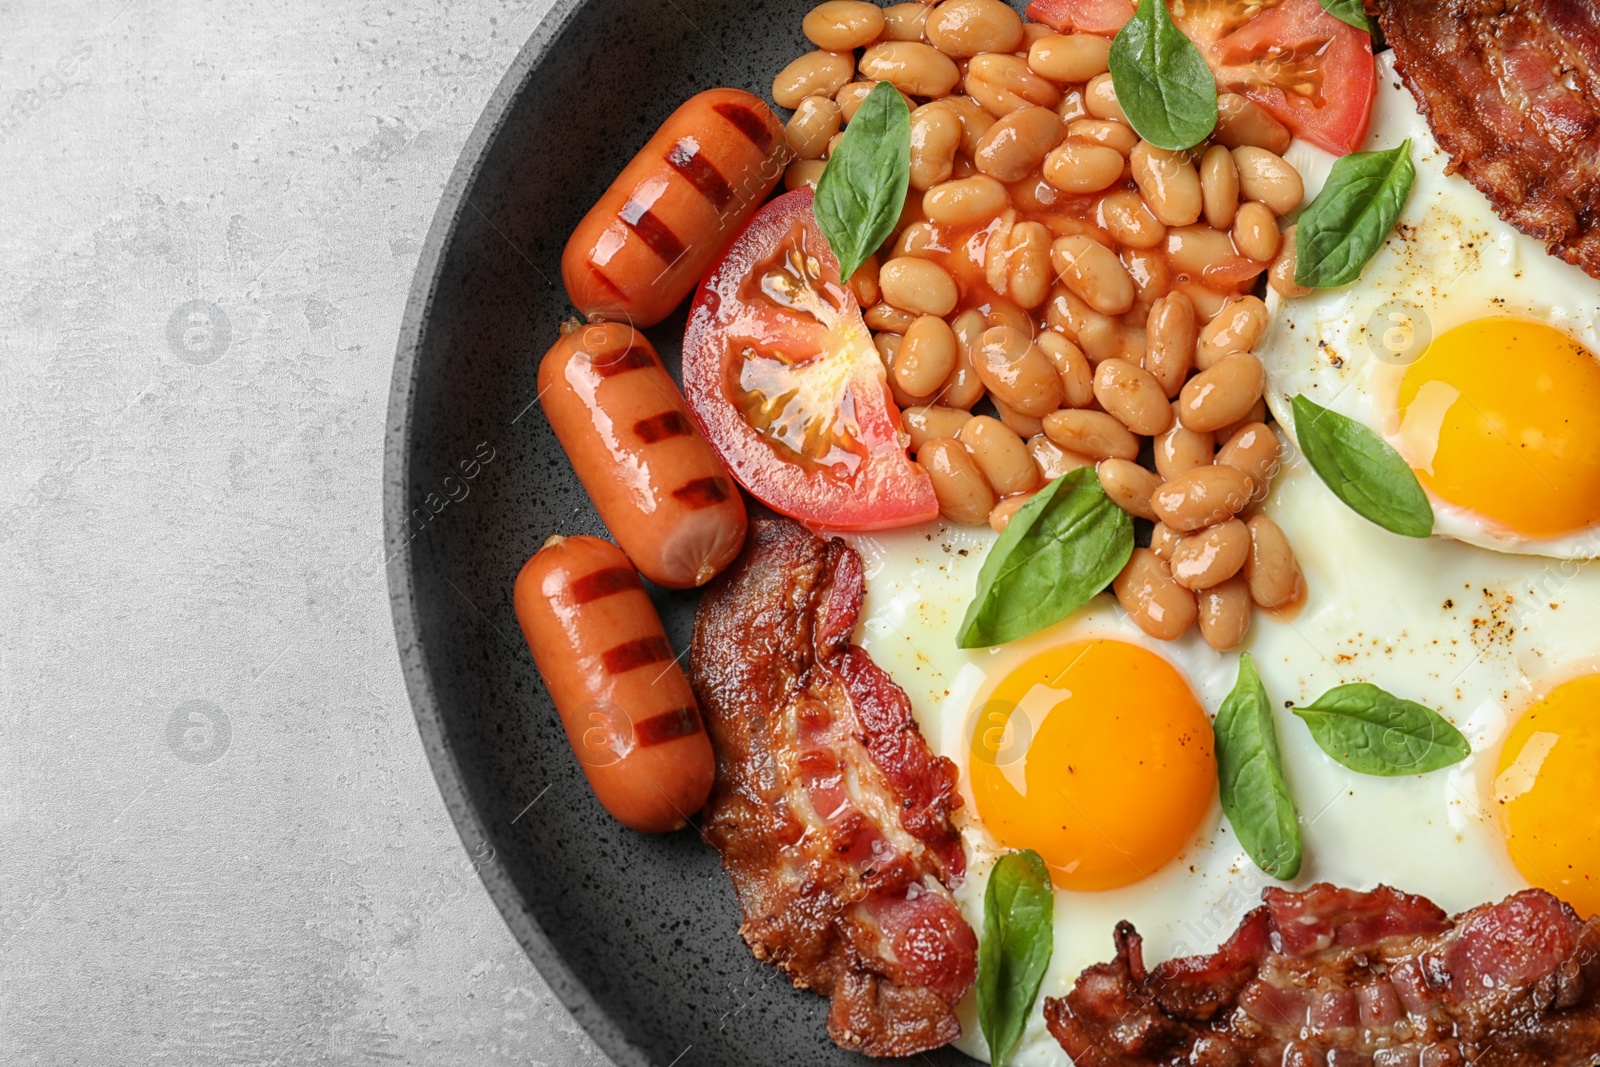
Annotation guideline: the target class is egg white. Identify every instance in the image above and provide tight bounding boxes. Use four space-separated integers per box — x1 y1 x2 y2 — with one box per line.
1262 49 1600 559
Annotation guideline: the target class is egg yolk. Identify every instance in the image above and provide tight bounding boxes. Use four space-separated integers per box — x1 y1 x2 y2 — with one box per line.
968 640 1215 892
1494 674 1600 920
1397 317 1600 538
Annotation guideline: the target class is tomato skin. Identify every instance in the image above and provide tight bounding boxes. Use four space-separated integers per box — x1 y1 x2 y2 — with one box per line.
683 189 939 532
1025 0 1133 36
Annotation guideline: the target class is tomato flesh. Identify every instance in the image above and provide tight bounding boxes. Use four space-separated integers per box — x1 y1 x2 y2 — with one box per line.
683 189 937 531
1025 0 1134 35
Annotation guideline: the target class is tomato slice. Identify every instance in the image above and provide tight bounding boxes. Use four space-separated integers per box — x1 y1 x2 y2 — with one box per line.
683 189 938 531
1025 0 1134 36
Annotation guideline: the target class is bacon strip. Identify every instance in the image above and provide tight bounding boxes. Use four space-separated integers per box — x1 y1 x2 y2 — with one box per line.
1376 0 1600 278
690 519 974 1058
1046 882 1600 1065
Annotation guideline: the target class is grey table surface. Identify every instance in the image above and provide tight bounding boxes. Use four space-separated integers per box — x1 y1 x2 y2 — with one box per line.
0 1 615 1063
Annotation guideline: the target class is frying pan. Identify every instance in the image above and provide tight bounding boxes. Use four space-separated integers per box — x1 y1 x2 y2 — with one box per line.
384 0 986 1062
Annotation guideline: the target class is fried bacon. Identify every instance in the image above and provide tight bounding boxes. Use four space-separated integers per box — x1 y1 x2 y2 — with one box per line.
690 518 975 1057
1046 882 1600 1065
1375 0 1600 278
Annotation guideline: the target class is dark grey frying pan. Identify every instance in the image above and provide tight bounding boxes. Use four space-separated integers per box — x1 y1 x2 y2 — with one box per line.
384 1 990 1063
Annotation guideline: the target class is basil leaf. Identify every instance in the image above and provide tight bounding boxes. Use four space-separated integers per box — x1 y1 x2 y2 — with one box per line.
1108 0 1218 151
1214 654 1302 880
978 849 1054 1067
958 468 1134 649
1295 140 1415 288
1291 394 1433 538
1318 0 1372 33
814 82 911 283
1293 683 1471 776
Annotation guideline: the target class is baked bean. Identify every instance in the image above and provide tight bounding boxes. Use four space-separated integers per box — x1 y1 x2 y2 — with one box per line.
1028 34 1111 84
1043 409 1140 460
1003 221 1055 310
880 257 959 317
938 94 997 154
989 492 1036 532
975 106 1066 182
1217 397 1268 445
1094 358 1172 435
1217 421 1281 497
1100 190 1167 250
1029 433 1094 480
785 160 827 191
1114 549 1198 641
924 176 1009 226
1097 458 1163 520
804 1 888 51
895 220 940 259
1173 280 1231 321
1144 291 1195 398
1068 118 1138 156
1150 521 1180 561
837 80 914 122
1035 330 1095 407
903 404 970 453
965 53 1061 116
1046 285 1124 364
961 415 1040 495
897 315 960 397
910 103 963 190
1180 351 1264 433
1198 576 1252 651
882 2 931 42
1200 144 1240 230
984 297 1034 336
1083 73 1127 122
920 438 996 525
1054 87 1088 123
786 95 842 160
1121 247 1169 316
1043 140 1125 194
1233 146 1304 216
1244 515 1302 608
926 0 1024 57
1215 93 1292 155
1022 22 1055 46
847 254 880 308
1170 519 1250 590
775 51 856 110
942 310 990 409
1233 201 1280 262
860 42 962 98
975 326 1065 416
1197 296 1268 369
1166 224 1240 283
1155 415 1214 480
864 302 917 334
1270 224 1311 298
1151 464 1254 532
1131 142 1203 226
1051 235 1135 316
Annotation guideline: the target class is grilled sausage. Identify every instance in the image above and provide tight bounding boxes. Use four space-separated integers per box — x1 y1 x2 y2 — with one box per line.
539 322 747 588
514 535 715 833
562 88 788 328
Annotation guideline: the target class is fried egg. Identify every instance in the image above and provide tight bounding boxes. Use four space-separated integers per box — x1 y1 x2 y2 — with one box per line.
845 449 1600 1065
1262 49 1600 558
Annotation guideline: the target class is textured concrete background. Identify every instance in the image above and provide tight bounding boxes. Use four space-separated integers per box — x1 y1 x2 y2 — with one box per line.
0 0 614 1063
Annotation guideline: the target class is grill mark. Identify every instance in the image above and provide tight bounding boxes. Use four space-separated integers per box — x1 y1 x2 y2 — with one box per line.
620 196 687 265
633 410 695 444
569 566 642 604
714 102 776 154
672 476 731 509
587 263 630 302
634 706 703 747
666 138 735 211
591 344 656 378
602 634 674 674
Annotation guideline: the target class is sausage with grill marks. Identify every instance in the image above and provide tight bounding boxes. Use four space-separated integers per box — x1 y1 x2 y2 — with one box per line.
538 322 747 589
561 88 788 328
514 535 714 833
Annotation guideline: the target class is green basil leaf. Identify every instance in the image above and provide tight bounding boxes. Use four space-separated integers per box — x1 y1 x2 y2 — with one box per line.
1291 394 1433 538
1214 654 1302 880
978 849 1054 1067
958 468 1134 649
1318 0 1372 32
1295 140 1415 288
814 82 911 283
1293 683 1471 776
1108 0 1218 151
